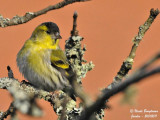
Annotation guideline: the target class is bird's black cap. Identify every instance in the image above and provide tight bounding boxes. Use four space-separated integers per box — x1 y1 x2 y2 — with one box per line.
41 22 60 33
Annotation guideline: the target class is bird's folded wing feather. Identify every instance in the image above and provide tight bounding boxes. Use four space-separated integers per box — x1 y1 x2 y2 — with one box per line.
51 49 77 101
50 49 72 78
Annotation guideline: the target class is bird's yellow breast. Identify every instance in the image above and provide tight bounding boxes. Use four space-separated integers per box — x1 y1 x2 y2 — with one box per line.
19 36 60 75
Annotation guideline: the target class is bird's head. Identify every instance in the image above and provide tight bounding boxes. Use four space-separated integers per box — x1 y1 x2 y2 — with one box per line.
31 22 62 45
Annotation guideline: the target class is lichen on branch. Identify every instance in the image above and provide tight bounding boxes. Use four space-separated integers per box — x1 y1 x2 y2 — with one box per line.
112 8 159 85
0 0 90 28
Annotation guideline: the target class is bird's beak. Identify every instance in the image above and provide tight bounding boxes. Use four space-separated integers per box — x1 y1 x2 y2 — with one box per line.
55 32 62 39
56 34 62 39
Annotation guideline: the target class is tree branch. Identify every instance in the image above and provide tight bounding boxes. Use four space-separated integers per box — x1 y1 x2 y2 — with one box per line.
0 67 17 120
0 102 17 120
7 66 14 78
65 12 94 107
0 7 159 120
112 8 160 84
78 8 160 120
79 53 160 120
0 0 90 28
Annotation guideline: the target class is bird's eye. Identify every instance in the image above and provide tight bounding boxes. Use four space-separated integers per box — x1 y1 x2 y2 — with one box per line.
55 32 59 36
46 30 51 34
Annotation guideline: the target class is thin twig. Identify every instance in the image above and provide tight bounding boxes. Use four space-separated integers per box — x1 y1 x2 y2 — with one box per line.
0 0 90 28
59 96 69 120
7 66 14 78
71 11 79 36
79 64 160 120
78 8 160 120
139 51 160 70
112 8 160 84
0 66 17 120
0 102 16 120
67 12 93 107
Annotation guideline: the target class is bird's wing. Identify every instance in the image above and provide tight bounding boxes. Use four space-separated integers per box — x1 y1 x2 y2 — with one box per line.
50 49 77 101
50 49 74 79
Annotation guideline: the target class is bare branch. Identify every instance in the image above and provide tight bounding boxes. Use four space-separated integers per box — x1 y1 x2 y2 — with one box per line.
79 53 160 120
112 8 160 84
0 102 17 120
7 66 14 78
139 51 160 70
71 11 79 36
0 0 90 28
78 8 160 120
0 7 159 120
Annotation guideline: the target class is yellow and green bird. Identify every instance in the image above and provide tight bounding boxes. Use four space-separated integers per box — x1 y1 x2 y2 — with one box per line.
17 22 75 97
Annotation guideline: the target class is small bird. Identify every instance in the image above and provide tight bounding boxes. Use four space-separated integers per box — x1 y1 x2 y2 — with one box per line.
17 22 75 98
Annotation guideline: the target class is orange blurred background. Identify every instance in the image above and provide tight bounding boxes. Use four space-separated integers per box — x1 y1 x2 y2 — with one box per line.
0 0 160 120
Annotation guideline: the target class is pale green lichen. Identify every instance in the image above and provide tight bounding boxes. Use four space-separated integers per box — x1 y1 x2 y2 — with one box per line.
65 36 95 83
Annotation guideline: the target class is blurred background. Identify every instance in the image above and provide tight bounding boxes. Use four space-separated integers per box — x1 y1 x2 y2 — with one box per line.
0 0 160 120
